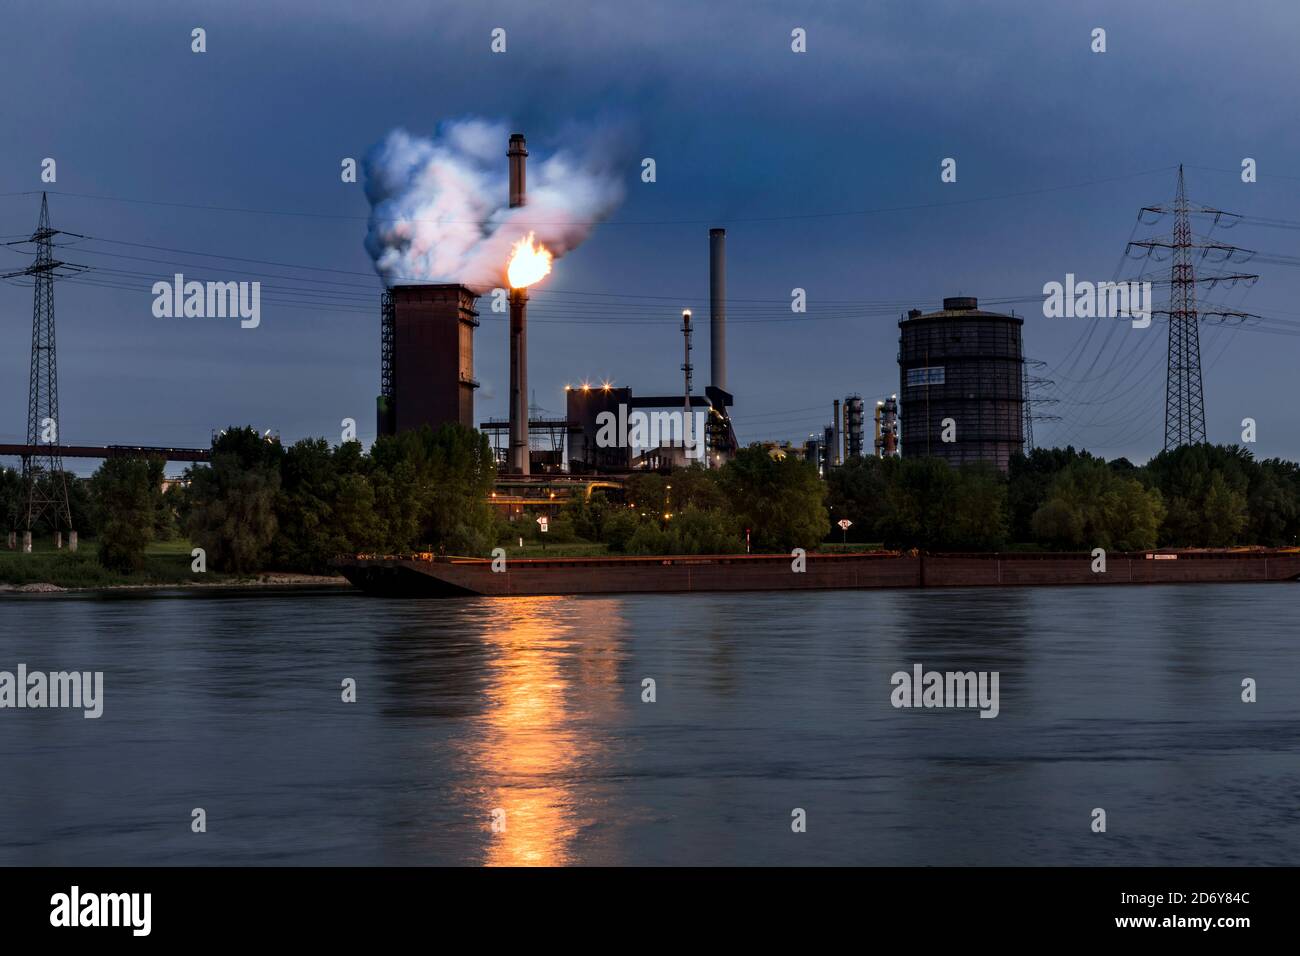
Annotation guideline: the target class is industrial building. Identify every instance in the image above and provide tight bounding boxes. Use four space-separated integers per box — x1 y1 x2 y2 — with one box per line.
897 296 1024 472
565 385 633 472
373 129 736 477
377 284 479 437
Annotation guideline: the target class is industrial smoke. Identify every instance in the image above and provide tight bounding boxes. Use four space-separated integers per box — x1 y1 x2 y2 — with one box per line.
363 119 625 290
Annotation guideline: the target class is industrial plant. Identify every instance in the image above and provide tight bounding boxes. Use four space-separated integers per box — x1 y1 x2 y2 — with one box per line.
373 131 741 491
365 130 1037 501
0 133 1194 549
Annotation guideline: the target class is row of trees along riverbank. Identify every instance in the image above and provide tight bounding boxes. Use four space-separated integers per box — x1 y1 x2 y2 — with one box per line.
2 426 1297 579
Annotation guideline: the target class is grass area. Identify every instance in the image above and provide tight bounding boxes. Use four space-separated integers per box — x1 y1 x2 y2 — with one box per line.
491 541 892 559
494 541 612 559
816 542 888 553
0 537 234 589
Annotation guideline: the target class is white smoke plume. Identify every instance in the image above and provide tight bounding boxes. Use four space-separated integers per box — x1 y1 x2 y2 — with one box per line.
363 119 626 291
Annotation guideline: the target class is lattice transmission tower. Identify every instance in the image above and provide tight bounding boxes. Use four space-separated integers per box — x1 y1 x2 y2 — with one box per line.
1 193 87 534
1127 166 1258 451
1021 358 1059 453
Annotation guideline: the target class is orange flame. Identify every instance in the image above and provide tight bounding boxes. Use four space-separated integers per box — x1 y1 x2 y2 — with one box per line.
506 232 553 289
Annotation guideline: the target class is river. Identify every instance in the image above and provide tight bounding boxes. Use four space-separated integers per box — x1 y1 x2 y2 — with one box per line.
1 583 1296 865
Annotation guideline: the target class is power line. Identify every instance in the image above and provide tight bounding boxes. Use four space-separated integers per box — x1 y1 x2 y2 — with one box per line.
0 165 1177 228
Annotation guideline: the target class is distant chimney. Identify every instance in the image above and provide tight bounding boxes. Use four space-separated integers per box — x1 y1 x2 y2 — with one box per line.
508 133 529 474
832 398 841 466
709 228 726 391
508 134 527 209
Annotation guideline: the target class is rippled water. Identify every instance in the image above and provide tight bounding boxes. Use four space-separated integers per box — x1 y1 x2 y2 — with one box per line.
0 583 1296 865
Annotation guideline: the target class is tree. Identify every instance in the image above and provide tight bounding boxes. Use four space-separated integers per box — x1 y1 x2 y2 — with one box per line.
602 508 640 552
825 456 891 542
1030 458 1163 551
1247 458 1300 546
565 490 612 542
1146 444 1253 546
1201 471 1248 546
368 423 496 554
185 426 283 573
272 438 380 573
667 505 741 554
949 462 1009 550
0 468 24 532
719 445 828 551
877 458 1007 550
1007 446 1096 543
92 457 163 573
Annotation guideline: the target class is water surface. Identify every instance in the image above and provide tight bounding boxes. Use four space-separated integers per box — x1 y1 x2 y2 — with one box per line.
1 583 1296 865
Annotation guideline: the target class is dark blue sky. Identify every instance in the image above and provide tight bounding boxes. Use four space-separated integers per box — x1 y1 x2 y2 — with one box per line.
3 0 1299 473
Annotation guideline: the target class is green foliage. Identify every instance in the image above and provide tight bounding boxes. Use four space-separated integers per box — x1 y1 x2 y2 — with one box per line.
1006 447 1097 542
91 457 164 573
0 468 22 531
602 508 640 552
1146 444 1253 546
185 426 282 573
564 491 611 542
824 455 892 542
666 505 742 554
271 438 379 573
1029 458 1164 551
1249 459 1300 546
719 445 828 551
369 424 496 554
877 457 1007 550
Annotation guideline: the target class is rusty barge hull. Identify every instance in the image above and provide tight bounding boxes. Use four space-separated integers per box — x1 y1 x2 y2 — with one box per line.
336 550 1300 598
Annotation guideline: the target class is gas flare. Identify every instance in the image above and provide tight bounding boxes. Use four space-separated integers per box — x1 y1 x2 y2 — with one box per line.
507 232 553 288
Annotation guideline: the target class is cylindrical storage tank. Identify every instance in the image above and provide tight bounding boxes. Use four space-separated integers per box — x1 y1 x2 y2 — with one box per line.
897 297 1023 472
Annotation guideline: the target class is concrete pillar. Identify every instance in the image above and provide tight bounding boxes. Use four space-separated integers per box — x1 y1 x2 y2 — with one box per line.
55 531 63 550
22 532 32 554
69 530 78 552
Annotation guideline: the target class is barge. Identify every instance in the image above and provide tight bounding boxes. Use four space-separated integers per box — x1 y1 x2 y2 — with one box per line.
335 548 1300 598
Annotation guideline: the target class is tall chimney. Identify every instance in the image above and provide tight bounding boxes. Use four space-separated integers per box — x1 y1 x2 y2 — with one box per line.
832 398 841 466
709 228 726 392
508 133 527 209
508 134 529 475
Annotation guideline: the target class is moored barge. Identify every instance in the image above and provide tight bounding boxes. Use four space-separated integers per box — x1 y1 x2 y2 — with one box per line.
335 548 1300 598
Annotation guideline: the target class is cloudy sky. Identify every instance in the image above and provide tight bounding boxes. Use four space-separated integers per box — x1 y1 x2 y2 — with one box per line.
3 0 1299 472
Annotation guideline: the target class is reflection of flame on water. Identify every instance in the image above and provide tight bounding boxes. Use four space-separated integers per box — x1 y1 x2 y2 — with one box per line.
506 232 552 289
470 597 622 867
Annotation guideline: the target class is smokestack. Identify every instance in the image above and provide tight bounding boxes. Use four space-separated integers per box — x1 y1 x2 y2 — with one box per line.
832 398 841 466
682 309 693 412
508 133 527 209
709 228 726 392
508 134 529 475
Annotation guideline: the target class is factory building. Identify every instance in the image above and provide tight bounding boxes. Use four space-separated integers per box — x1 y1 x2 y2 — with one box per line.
898 296 1023 472
377 284 479 437
565 385 633 473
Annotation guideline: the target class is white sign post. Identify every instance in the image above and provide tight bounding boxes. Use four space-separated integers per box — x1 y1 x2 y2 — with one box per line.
837 517 852 544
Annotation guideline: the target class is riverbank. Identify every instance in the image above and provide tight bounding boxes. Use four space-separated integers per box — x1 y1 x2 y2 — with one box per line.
0 538 347 593
0 573 349 595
